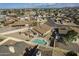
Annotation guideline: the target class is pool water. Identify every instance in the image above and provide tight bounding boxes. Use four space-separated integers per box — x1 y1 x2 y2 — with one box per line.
32 38 47 45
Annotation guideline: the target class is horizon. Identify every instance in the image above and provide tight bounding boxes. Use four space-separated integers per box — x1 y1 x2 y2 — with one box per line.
0 3 79 9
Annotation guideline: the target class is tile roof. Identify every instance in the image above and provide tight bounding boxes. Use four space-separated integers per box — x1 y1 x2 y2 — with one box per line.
33 24 51 34
55 42 79 53
2 40 16 45
11 20 28 26
0 41 29 56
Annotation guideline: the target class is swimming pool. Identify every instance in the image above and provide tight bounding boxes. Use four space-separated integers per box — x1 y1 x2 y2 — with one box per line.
32 38 47 45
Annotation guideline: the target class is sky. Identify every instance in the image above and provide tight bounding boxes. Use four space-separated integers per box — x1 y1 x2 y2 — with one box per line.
0 3 79 9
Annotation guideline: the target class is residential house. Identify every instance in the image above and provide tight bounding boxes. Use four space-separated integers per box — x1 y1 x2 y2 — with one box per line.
0 39 53 56
11 20 29 27
55 41 79 54
58 27 69 34
32 24 52 37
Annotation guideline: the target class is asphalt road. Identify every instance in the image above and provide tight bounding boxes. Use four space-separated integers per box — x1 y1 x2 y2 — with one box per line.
47 17 79 28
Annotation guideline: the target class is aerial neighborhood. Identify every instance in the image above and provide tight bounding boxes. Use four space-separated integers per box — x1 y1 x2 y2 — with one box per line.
0 8 79 56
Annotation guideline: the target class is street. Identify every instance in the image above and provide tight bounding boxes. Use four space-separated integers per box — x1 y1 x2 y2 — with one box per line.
47 17 79 28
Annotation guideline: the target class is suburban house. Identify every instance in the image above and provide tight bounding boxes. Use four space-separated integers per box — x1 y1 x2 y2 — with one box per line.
32 24 52 37
17 16 30 21
0 40 17 45
55 41 79 54
0 38 53 56
4 19 15 26
0 15 6 23
0 40 31 56
58 27 69 34
11 20 29 27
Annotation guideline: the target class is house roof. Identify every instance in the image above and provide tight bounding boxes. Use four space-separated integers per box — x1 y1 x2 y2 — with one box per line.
33 24 51 34
24 31 32 35
39 45 65 56
0 27 23 33
55 42 79 53
31 29 38 34
2 40 17 45
11 20 28 26
0 39 69 56
71 27 79 33
58 27 69 34
4 19 15 25
0 41 30 56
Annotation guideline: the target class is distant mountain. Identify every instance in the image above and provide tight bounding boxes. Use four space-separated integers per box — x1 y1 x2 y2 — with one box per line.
33 3 79 8
0 3 79 9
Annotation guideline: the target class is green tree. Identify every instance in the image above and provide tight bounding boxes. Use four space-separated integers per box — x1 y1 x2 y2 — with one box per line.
32 21 37 26
2 10 7 15
64 30 78 42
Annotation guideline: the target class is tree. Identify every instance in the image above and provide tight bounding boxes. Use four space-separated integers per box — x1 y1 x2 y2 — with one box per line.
20 12 24 16
64 30 78 42
65 51 77 56
2 10 7 15
32 21 37 26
